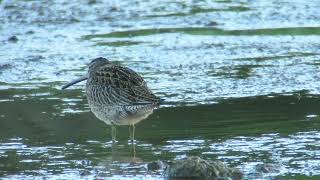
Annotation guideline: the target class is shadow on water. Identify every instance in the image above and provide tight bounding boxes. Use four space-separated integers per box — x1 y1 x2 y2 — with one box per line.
94 41 144 47
144 6 250 18
83 27 320 39
0 87 319 143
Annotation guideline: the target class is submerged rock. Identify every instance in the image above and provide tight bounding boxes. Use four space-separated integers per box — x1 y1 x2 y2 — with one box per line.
8 36 18 42
147 160 164 171
0 63 11 70
164 156 243 180
79 169 91 176
248 163 281 178
255 163 280 174
207 21 219 26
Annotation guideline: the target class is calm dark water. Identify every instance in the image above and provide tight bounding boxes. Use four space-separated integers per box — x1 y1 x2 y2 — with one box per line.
1 0 320 179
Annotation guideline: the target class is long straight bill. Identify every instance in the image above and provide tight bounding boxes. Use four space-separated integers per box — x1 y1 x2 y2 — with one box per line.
61 76 88 90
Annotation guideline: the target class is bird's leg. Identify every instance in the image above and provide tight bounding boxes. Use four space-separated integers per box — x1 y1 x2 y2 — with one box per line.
129 125 133 142
131 141 136 159
129 124 135 143
131 124 135 143
111 124 117 143
129 124 136 158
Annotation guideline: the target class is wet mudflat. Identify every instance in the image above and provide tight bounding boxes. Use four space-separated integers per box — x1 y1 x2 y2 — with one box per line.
1 0 320 179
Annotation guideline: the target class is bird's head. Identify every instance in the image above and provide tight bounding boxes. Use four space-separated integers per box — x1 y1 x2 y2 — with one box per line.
61 57 110 90
88 57 111 71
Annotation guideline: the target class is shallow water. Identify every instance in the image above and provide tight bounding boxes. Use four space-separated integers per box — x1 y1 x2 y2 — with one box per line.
1 0 320 179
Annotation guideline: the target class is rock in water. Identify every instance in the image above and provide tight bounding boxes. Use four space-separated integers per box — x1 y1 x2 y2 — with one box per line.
147 160 164 171
247 163 281 179
255 163 280 174
8 36 18 42
165 156 243 180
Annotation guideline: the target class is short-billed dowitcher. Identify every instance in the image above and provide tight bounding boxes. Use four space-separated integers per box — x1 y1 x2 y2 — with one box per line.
62 57 161 142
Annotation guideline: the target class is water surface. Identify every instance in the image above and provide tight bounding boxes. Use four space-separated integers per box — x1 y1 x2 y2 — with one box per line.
1 0 320 179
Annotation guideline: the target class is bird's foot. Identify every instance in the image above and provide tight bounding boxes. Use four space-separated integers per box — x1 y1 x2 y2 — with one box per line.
128 139 137 145
108 139 118 144
112 138 118 144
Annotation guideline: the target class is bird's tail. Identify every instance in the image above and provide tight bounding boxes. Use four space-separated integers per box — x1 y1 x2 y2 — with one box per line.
159 98 165 104
156 98 165 106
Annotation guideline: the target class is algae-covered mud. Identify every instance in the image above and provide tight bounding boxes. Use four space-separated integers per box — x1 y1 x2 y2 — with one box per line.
1 0 320 179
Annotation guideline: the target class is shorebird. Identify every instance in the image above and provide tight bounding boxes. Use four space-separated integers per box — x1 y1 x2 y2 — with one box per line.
62 57 161 142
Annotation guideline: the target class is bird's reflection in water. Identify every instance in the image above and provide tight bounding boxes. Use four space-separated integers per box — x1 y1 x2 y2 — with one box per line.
94 141 144 178
130 141 136 158
109 141 137 159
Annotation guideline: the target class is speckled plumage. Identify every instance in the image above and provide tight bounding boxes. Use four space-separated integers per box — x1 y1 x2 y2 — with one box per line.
86 57 160 126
